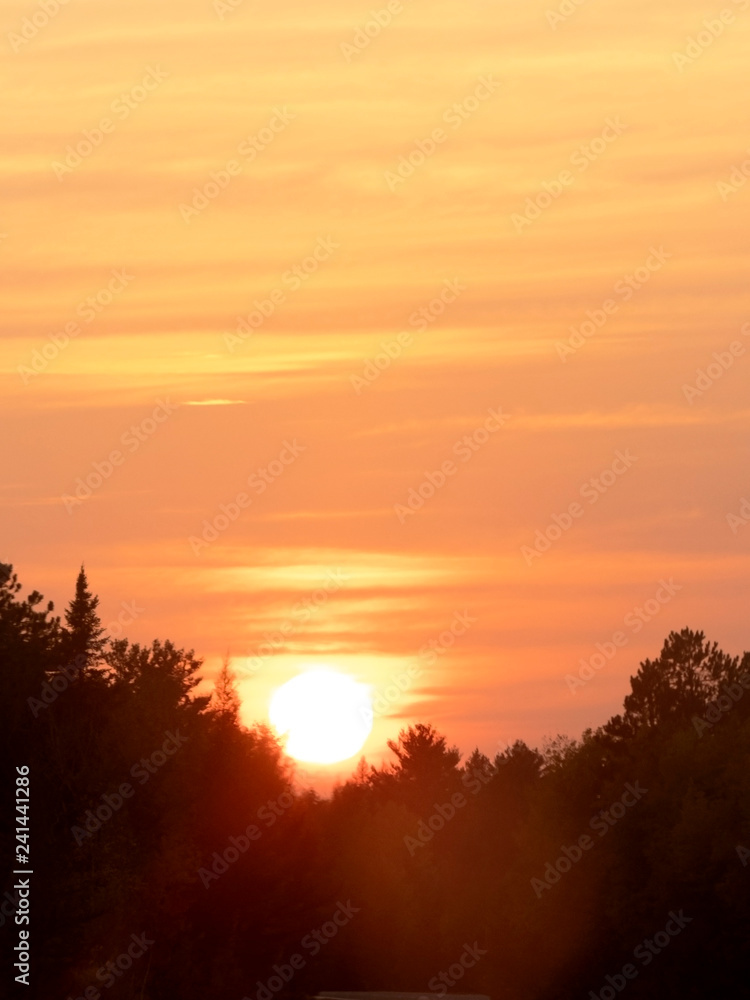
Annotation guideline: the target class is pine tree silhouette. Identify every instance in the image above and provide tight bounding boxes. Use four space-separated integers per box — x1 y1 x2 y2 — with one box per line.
212 653 241 722
64 565 107 672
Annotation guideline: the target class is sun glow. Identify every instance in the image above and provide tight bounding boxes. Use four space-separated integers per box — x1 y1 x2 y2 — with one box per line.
269 669 373 764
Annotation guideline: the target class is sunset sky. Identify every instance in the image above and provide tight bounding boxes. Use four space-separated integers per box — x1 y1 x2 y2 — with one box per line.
3 0 750 782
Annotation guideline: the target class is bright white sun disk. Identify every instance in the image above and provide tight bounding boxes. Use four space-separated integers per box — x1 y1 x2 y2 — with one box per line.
269 669 373 764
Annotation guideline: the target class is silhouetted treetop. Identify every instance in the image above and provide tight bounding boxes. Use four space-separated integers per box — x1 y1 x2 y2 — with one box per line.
3 564 749 1000
387 722 461 781
620 628 741 733
211 654 242 723
105 637 209 715
63 565 107 669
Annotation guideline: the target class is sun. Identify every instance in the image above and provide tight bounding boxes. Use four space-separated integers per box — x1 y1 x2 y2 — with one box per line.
269 669 373 764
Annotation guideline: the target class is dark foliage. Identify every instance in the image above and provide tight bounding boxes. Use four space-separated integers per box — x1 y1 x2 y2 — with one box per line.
2 565 748 999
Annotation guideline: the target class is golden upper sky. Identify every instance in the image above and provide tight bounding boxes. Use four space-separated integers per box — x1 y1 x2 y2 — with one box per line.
2 0 750 775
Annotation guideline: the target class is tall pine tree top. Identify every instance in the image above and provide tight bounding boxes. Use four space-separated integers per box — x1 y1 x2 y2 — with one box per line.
64 565 107 668
211 654 241 723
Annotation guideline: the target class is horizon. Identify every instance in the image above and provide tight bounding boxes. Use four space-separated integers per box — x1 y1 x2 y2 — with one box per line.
0 0 750 776
3 0 750 786
4 1 750 996
7 558 748 794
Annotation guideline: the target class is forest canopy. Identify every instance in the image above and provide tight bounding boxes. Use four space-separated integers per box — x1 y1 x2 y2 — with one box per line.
1 563 749 1000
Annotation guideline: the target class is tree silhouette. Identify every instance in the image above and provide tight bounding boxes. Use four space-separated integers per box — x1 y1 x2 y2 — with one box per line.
63 565 106 672
373 722 463 810
387 722 461 778
3 563 750 1000
619 628 740 733
211 654 241 723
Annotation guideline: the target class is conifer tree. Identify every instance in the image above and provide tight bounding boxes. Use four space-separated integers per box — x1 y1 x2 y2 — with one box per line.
212 654 241 722
64 565 107 671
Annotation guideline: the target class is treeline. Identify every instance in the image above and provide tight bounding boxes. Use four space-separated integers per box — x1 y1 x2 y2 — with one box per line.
2 564 749 1000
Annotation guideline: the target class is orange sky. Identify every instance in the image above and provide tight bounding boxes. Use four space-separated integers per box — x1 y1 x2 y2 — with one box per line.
2 0 750 782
